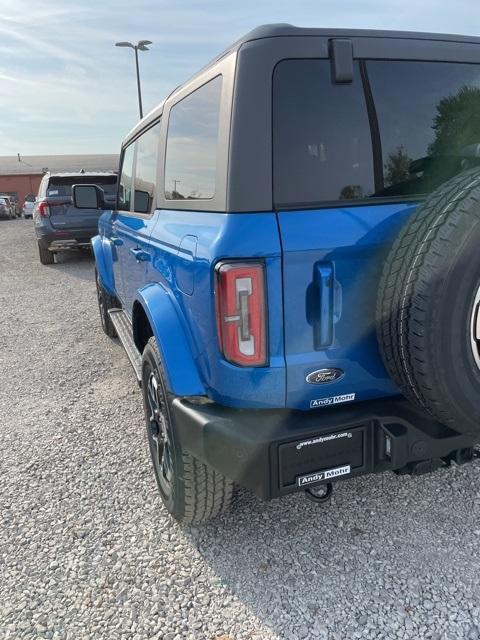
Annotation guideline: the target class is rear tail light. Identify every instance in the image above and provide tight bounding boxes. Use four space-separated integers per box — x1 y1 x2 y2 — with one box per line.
215 261 267 367
37 201 51 218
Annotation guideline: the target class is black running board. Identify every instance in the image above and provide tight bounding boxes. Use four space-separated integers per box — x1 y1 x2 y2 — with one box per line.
108 309 142 386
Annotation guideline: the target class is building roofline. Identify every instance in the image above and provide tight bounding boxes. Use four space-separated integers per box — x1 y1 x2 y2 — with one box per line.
0 171 44 176
0 154 119 176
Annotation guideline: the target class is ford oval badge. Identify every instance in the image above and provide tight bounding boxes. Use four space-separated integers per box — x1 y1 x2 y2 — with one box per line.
306 368 344 384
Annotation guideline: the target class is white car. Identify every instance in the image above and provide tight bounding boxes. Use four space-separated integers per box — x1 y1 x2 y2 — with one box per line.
22 195 35 219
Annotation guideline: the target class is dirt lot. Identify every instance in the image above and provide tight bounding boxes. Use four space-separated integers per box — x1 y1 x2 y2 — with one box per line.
2 219 480 640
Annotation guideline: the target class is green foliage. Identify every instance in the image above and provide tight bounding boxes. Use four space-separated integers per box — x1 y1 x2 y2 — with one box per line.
429 85 480 157
384 145 412 187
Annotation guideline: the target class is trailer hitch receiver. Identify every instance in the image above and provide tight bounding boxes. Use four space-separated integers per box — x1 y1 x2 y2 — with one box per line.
305 482 333 503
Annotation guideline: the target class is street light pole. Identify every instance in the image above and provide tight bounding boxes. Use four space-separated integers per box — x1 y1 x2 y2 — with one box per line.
133 46 143 119
115 39 152 119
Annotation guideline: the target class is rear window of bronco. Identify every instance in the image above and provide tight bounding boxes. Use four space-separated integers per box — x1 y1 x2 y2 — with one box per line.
273 59 480 206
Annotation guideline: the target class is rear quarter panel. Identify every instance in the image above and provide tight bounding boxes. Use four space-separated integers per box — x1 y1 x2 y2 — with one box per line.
145 209 285 408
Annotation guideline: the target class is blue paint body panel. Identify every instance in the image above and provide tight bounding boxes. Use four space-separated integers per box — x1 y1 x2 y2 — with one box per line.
94 201 419 409
144 210 285 407
91 230 116 295
134 283 205 396
111 213 158 312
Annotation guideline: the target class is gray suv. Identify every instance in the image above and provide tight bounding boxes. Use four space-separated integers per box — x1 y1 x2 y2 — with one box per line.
33 172 117 264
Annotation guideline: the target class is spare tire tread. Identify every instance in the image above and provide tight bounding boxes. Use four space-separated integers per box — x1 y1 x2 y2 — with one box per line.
377 169 480 428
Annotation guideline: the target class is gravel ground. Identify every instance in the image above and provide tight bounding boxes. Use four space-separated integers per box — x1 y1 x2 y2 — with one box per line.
2 220 480 640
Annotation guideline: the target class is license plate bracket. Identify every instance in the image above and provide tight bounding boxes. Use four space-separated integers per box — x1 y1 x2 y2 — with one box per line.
278 426 365 489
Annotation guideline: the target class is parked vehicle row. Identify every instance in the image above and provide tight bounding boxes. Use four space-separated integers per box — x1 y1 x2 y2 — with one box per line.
0 194 40 220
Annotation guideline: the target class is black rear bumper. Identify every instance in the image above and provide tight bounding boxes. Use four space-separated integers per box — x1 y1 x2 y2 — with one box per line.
36 228 96 250
172 396 477 499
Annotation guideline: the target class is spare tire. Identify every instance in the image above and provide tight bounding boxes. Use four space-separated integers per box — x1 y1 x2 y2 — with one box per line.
377 168 480 436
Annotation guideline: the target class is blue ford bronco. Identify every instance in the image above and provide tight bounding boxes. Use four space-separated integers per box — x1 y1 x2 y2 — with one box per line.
74 25 480 523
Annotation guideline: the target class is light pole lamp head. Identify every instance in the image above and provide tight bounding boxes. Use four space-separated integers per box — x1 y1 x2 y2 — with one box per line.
137 40 152 51
115 41 134 48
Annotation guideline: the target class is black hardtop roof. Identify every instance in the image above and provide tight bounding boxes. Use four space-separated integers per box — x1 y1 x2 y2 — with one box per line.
231 23 480 47
189 23 480 80
124 23 480 145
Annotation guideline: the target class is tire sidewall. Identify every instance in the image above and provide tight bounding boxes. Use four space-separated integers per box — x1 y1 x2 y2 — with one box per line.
95 272 108 332
141 339 186 520
95 271 116 337
430 222 480 431
38 243 54 265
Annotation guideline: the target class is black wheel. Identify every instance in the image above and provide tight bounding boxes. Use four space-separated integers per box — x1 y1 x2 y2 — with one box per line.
38 243 54 265
141 336 234 524
95 270 117 337
377 168 480 436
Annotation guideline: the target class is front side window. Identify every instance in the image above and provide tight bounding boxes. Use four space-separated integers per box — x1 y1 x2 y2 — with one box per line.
367 60 480 197
133 120 161 214
118 143 135 211
273 60 374 206
165 75 222 200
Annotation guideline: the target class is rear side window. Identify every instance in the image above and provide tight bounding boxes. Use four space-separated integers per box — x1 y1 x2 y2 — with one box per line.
165 75 222 200
133 120 161 214
367 60 480 197
273 60 374 206
118 144 135 210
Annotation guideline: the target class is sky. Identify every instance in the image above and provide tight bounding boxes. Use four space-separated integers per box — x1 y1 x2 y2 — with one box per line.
1 0 480 156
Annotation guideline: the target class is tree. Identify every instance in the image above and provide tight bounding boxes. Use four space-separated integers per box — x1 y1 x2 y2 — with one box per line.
428 85 480 157
339 185 363 199
384 145 412 187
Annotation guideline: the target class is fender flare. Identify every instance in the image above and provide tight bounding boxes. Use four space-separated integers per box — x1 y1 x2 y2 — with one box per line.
134 283 205 397
91 235 115 295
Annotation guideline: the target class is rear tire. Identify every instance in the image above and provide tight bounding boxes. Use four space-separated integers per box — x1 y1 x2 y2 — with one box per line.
38 243 54 265
95 270 117 337
141 337 234 524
